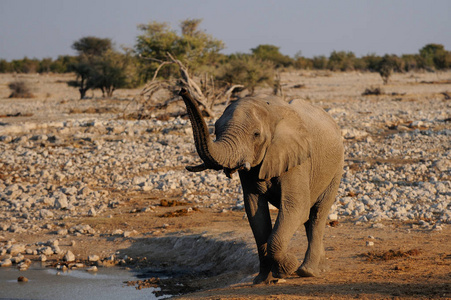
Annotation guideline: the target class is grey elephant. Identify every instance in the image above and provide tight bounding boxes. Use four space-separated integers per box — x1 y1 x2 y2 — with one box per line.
179 88 344 284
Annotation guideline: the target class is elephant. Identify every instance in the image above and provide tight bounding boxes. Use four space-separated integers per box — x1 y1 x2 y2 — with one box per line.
179 88 344 284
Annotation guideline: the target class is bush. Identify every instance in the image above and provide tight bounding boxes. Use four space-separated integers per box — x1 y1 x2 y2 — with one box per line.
401 54 420 72
293 55 313 69
328 51 357 71
8 81 34 98
0 59 13 73
377 55 404 84
362 86 384 96
311 56 328 69
251 44 293 68
217 54 275 95
10 58 40 73
361 54 382 72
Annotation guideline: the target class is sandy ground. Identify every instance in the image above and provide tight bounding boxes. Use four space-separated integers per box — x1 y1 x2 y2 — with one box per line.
0 71 450 299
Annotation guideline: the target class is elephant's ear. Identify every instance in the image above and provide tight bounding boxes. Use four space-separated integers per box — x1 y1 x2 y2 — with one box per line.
259 117 311 180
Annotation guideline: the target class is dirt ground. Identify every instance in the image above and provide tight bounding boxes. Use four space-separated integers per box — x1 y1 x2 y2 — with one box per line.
1 71 450 299
4 204 450 299
2 201 450 299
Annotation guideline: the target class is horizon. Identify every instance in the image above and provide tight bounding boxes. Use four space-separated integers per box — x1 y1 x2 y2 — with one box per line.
1 0 450 61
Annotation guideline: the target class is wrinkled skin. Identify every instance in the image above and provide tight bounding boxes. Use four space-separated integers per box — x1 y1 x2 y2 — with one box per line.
180 89 344 284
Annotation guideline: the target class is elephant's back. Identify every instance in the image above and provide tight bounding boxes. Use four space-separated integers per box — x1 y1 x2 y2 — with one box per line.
288 99 340 132
289 98 343 158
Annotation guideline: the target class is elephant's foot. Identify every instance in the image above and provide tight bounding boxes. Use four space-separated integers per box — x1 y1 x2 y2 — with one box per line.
253 271 275 285
271 253 300 279
296 265 319 277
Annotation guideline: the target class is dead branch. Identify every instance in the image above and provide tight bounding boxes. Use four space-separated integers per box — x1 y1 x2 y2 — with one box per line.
125 52 223 119
166 52 215 117
223 84 245 107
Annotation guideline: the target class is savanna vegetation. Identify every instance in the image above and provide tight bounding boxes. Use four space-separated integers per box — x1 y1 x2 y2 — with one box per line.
1 19 450 98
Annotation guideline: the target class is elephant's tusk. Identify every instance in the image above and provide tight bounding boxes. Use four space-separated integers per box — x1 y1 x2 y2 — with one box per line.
224 162 251 179
242 161 251 171
186 163 208 172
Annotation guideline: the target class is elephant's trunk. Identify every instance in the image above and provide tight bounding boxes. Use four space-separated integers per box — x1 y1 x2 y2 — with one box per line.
179 88 224 171
179 89 251 176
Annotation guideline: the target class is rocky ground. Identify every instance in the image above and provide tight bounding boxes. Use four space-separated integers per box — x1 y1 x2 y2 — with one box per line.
0 71 450 299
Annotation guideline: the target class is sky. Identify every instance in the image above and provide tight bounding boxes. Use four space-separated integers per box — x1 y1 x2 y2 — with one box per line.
1 0 450 61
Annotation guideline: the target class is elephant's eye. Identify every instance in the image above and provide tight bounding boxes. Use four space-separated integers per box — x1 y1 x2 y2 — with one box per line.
253 131 261 138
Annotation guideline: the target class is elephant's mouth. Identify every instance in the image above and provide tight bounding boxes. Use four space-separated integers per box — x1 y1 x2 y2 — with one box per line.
223 162 251 178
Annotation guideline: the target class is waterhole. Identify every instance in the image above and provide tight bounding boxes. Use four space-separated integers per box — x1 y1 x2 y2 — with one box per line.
0 264 165 300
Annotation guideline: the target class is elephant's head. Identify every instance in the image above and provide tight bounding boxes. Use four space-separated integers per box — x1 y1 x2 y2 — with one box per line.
179 88 311 180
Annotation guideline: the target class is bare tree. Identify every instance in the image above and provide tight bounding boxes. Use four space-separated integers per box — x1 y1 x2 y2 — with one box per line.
125 52 247 120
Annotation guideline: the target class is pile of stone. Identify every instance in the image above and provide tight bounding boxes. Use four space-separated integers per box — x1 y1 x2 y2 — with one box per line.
0 94 449 238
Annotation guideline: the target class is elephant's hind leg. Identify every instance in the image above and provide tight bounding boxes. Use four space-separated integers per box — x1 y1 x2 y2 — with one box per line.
297 173 341 277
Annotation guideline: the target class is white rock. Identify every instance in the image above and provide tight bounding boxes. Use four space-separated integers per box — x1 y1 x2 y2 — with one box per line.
8 244 26 256
88 255 100 262
0 259 13 267
64 250 76 262
328 213 338 221
88 207 97 217
54 194 68 209
39 246 54 256
40 209 54 219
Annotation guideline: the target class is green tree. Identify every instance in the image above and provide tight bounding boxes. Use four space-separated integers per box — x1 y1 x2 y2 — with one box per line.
419 44 451 70
217 54 274 95
377 54 404 84
50 55 78 73
68 57 95 99
72 36 113 56
89 50 138 97
311 56 328 69
178 19 224 68
69 36 135 99
361 54 382 72
135 19 224 80
328 51 356 71
0 59 12 73
401 54 420 72
11 57 39 73
251 44 293 68
38 58 53 73
293 51 313 69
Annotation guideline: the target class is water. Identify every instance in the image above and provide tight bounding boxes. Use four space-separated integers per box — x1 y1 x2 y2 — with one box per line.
0 264 165 300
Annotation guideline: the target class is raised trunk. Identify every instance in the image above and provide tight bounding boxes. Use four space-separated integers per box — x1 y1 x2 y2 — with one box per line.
180 88 251 177
179 88 224 170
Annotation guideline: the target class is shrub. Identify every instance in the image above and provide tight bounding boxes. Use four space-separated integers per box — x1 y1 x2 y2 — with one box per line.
217 54 275 95
361 54 382 72
8 81 34 98
378 55 403 84
362 86 384 96
251 44 293 68
401 54 420 72
0 59 13 73
10 57 39 73
328 51 357 71
293 54 313 69
311 56 328 69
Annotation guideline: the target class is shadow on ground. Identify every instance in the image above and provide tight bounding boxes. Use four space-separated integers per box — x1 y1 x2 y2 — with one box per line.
117 234 258 296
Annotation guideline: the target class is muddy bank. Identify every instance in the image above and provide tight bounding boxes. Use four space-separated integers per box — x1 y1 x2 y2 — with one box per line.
122 233 258 296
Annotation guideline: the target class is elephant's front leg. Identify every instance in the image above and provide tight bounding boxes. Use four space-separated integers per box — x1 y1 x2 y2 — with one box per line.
243 192 273 284
267 171 310 278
